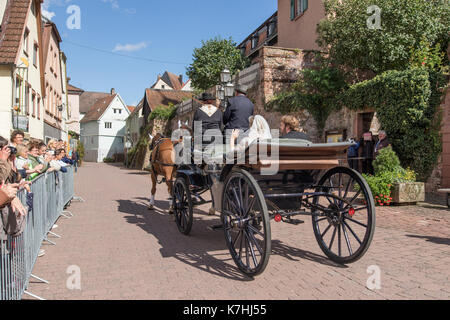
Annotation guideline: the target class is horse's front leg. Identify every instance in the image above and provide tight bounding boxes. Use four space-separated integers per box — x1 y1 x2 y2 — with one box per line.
166 171 174 214
149 172 157 210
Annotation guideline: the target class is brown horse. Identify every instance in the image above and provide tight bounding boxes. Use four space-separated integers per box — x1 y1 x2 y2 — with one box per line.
148 123 193 212
148 133 177 211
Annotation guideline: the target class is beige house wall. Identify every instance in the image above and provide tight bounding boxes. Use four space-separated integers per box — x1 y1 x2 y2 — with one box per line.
0 66 13 139
43 26 64 140
277 0 325 51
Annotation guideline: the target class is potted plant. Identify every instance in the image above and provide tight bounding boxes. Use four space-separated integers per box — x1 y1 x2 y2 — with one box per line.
363 147 424 206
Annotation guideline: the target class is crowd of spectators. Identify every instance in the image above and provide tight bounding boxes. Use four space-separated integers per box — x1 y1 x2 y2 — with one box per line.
1 130 78 252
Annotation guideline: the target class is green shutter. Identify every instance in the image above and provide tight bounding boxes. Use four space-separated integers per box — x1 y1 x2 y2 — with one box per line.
290 0 295 20
303 0 308 12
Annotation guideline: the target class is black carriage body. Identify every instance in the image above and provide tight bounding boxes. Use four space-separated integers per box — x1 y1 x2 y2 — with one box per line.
172 140 376 276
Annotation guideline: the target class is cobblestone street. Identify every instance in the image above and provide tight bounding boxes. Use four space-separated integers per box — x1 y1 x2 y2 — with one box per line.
25 163 450 300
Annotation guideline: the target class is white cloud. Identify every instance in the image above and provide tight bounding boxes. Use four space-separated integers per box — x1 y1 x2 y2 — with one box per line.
113 42 148 53
42 9 56 20
101 0 120 10
42 0 73 20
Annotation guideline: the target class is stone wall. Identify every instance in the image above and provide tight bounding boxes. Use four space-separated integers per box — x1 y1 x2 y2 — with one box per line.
246 46 360 143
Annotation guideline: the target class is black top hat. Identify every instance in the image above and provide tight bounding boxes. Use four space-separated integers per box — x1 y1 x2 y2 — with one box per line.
235 85 247 95
200 92 215 101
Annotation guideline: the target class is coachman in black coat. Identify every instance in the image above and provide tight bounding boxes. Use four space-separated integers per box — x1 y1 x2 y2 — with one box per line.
223 86 254 132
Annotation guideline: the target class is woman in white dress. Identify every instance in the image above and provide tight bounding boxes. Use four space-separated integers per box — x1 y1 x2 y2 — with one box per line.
229 115 272 152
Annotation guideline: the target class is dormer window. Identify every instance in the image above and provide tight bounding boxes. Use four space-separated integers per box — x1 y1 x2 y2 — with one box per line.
268 18 277 37
251 34 259 49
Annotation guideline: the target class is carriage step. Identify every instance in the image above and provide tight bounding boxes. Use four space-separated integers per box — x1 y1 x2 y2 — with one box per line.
284 219 305 225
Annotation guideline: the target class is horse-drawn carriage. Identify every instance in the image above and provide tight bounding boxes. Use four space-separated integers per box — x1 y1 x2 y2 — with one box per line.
171 139 376 276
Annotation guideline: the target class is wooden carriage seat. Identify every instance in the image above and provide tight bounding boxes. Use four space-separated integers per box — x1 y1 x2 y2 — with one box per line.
246 139 351 171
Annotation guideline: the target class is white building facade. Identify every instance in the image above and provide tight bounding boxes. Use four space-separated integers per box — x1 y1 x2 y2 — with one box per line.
81 94 130 162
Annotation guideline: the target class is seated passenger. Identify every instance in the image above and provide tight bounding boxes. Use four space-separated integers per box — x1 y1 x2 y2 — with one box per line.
280 115 310 140
192 93 223 149
230 115 272 152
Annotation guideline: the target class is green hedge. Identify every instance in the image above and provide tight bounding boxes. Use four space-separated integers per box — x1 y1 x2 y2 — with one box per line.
343 68 444 181
148 103 177 122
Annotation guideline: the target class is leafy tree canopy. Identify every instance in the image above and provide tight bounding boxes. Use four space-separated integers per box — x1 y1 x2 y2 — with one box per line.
186 37 248 91
317 0 450 73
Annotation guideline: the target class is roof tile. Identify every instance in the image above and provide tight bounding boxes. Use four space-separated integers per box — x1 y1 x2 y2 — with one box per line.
0 0 32 65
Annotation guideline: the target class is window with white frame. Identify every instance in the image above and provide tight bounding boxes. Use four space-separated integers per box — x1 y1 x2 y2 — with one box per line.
105 122 112 129
33 43 38 66
23 29 29 54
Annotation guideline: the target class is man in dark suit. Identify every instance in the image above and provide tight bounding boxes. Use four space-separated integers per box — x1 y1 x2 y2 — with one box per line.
280 115 310 140
223 86 254 133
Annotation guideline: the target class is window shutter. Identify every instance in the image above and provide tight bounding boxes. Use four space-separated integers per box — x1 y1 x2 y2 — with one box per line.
290 0 295 20
303 0 308 12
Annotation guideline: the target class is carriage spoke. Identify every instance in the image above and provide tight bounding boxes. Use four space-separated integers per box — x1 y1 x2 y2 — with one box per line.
244 196 256 218
343 221 362 245
245 234 250 267
329 226 337 251
354 206 368 212
232 187 243 216
238 179 244 214
342 223 353 256
321 223 332 238
239 230 244 260
316 217 328 223
344 189 362 210
246 228 263 255
338 173 342 200
343 178 354 201
245 231 258 268
345 217 368 228
182 210 188 229
226 193 241 216
244 184 249 214
247 224 264 237
328 178 337 205
232 230 243 248
338 224 342 257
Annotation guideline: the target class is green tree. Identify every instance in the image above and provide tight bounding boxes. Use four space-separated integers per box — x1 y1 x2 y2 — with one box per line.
186 37 248 90
267 64 347 138
317 0 450 74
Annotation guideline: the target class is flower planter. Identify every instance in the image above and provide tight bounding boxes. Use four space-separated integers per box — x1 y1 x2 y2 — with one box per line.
391 182 425 205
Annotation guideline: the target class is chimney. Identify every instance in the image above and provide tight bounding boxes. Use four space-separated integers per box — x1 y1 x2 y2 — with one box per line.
111 88 116 95
179 74 183 85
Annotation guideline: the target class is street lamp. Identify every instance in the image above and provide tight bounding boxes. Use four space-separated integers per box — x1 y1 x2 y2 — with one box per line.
217 86 225 101
220 68 232 83
219 68 235 108
224 83 235 98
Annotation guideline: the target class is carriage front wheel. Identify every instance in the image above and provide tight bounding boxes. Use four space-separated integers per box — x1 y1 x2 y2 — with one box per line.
312 167 376 264
173 177 194 235
221 168 271 277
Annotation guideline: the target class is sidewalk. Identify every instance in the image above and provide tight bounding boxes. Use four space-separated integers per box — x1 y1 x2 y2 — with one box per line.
24 163 450 300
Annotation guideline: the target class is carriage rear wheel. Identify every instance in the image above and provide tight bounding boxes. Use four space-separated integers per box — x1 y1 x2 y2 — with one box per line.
312 167 375 264
173 177 194 235
221 168 271 277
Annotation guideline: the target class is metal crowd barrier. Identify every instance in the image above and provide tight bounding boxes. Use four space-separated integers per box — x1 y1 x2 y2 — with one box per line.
0 166 76 300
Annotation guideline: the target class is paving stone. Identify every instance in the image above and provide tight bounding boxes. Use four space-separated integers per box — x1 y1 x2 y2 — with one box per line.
24 163 450 300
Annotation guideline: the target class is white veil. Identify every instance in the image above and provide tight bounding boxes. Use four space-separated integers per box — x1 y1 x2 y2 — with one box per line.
242 115 272 147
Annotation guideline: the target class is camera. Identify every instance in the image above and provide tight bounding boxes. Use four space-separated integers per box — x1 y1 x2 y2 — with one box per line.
8 146 17 155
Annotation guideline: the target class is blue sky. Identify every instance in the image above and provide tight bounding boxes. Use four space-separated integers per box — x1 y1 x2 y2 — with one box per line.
43 0 277 106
